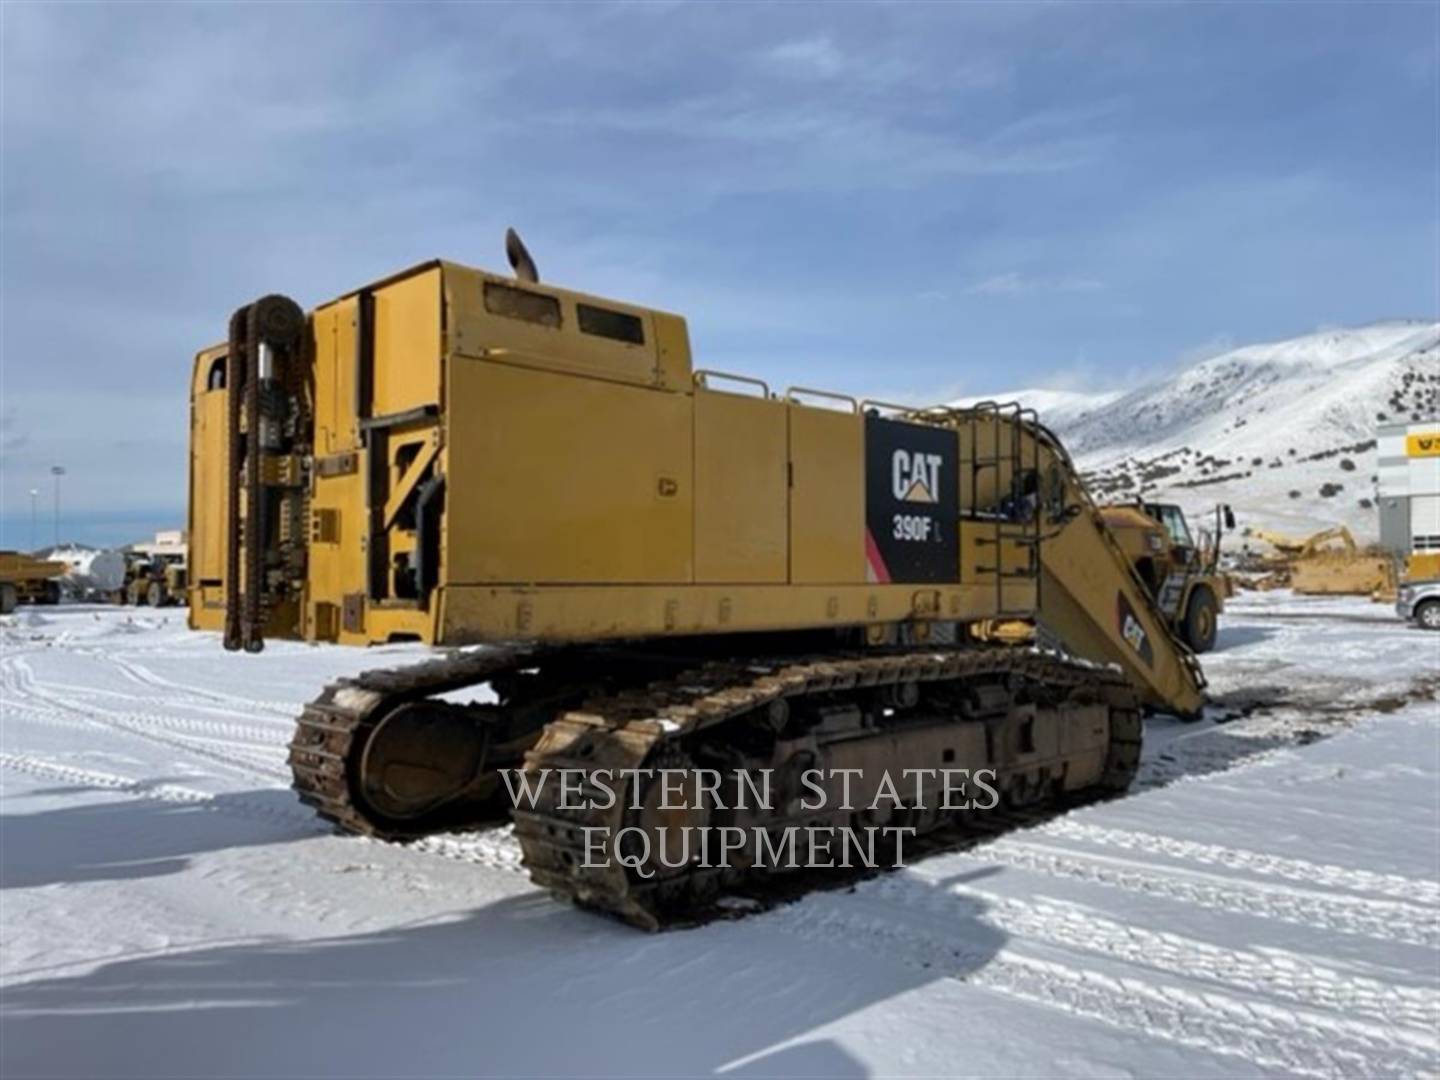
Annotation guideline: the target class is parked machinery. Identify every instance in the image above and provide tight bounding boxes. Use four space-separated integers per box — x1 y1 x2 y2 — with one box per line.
0 551 65 613
189 234 1207 927
1250 526 1398 598
1097 503 1234 653
126 559 188 607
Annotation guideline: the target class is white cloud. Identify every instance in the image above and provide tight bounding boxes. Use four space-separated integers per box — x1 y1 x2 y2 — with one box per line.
764 36 846 78
967 272 1105 295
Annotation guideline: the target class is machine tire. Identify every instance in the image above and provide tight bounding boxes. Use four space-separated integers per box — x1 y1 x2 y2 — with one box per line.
40 580 61 605
147 581 166 608
1416 599 1440 632
0 583 16 615
1182 586 1219 653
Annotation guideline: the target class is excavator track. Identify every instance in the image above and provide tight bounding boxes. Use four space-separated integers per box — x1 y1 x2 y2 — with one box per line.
288 645 541 839
514 647 1140 930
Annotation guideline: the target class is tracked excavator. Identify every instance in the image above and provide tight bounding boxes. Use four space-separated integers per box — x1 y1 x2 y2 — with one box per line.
188 233 1206 928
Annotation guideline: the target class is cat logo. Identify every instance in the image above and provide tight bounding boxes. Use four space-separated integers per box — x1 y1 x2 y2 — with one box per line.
1407 433 1440 458
1116 592 1155 667
892 450 942 504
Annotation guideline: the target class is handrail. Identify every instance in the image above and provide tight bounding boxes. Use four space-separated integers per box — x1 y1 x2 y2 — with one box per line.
694 369 771 398
786 386 859 413
859 398 933 420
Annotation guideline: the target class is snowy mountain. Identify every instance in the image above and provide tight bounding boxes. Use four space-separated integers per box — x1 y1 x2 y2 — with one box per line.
952 387 1125 429
967 321 1440 543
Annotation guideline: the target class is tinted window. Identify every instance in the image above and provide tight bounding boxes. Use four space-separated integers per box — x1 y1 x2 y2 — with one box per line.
207 357 227 391
577 303 644 345
484 282 561 328
1146 504 1192 546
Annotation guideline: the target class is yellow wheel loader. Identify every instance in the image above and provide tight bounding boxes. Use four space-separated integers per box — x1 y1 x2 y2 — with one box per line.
1097 503 1234 653
188 233 1206 928
118 552 188 607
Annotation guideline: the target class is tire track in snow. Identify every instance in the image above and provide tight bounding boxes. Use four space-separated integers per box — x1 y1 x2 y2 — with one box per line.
5 647 530 877
6 681 292 750
773 898 1438 1079
0 752 527 879
0 753 316 829
100 651 296 718
3 657 291 784
1037 820 1440 906
962 839 1439 948
861 882 1439 1029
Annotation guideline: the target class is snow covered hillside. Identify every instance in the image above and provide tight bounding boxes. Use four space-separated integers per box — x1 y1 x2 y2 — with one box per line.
2 604 1436 1077
963 321 1440 543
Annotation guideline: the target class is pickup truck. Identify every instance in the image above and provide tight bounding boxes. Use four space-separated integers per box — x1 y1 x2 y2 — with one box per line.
1395 579 1440 631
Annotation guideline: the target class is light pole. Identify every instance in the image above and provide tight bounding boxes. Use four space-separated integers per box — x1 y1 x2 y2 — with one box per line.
28 489 38 552
50 466 65 548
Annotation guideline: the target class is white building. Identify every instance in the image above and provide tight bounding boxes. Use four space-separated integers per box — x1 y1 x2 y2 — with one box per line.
1377 420 1440 556
131 529 188 563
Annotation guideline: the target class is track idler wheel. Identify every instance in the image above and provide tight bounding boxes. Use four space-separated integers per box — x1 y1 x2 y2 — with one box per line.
356 701 499 829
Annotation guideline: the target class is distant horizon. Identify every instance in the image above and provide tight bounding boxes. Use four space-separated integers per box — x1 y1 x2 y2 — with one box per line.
0 509 182 554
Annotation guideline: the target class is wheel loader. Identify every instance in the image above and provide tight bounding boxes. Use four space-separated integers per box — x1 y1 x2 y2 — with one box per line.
130 558 188 607
188 233 1206 928
1097 502 1234 652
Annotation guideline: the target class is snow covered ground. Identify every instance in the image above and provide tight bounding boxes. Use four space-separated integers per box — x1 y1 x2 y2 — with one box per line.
1 597 1436 1078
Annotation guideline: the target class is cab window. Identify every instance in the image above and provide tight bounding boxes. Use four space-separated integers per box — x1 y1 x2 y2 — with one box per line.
1146 504 1193 547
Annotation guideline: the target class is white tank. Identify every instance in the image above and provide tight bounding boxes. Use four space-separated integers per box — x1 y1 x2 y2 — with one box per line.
52 548 126 593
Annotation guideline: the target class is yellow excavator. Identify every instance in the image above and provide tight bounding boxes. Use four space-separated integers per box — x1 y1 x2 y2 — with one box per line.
1251 526 1397 597
189 233 1205 927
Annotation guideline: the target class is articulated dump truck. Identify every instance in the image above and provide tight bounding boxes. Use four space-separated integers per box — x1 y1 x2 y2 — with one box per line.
189 235 1205 928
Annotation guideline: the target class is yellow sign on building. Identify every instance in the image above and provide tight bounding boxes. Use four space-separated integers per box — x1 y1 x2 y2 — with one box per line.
1406 432 1440 457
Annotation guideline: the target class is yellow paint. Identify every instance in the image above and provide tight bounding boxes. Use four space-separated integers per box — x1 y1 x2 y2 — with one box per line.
693 388 788 583
187 346 229 592
788 405 863 583
372 268 442 418
444 358 694 584
1406 431 1440 457
186 256 1204 717
438 580 1036 643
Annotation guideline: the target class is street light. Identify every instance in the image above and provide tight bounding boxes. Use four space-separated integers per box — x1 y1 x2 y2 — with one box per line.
28 489 38 552
50 465 65 548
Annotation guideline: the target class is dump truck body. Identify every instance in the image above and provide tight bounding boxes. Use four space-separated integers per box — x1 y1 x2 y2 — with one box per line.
0 551 66 613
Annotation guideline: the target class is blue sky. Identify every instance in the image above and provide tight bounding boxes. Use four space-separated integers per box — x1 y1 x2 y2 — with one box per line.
2 1 1436 546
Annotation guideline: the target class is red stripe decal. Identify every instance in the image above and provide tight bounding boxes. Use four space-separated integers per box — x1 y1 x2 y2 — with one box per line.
865 528 892 584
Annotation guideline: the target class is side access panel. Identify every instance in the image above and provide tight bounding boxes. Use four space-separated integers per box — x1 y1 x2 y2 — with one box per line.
694 389 788 583
306 300 368 642
444 360 694 585
188 347 229 631
788 405 863 584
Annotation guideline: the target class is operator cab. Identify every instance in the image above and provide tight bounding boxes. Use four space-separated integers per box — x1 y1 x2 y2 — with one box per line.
1143 503 1194 550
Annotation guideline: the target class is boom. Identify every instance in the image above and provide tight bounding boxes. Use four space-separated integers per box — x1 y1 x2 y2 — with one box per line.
921 407 1206 718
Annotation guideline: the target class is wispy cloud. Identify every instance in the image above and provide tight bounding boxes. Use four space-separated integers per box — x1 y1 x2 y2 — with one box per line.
763 35 847 78
967 272 1105 296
